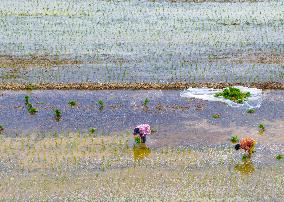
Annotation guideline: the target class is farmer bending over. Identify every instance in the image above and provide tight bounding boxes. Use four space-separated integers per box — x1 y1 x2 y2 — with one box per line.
133 124 151 144
235 137 256 158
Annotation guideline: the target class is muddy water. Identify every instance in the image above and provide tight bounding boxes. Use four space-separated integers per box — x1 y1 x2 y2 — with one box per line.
0 90 283 148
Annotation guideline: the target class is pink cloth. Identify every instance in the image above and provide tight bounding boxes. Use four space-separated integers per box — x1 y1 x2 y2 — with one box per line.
136 124 151 137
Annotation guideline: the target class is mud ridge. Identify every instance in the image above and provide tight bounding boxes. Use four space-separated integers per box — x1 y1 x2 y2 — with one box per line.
0 82 283 90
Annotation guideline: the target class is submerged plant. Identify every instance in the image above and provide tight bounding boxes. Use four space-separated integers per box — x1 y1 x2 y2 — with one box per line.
215 87 251 104
54 109 62 121
230 135 239 144
68 100 77 107
0 125 3 133
276 154 283 160
247 108 256 113
212 114 221 119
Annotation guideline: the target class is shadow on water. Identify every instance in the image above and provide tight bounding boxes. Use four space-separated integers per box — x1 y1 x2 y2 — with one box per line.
133 143 151 161
234 160 255 175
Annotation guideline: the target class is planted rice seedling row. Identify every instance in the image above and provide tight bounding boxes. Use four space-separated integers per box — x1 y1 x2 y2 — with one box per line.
1 63 283 84
0 0 283 84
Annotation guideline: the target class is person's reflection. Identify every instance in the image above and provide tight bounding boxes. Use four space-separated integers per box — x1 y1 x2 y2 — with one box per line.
133 143 151 161
234 160 255 175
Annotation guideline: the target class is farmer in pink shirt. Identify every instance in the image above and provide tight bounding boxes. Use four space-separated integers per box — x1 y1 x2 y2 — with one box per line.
133 124 151 143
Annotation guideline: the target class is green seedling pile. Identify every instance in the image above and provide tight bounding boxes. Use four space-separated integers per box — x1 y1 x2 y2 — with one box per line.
215 87 251 104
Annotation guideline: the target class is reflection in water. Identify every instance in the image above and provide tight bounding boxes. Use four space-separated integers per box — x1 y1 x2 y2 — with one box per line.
258 130 265 136
234 161 255 175
133 143 151 161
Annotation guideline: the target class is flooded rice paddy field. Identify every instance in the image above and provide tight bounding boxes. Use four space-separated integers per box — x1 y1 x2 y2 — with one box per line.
0 0 284 83
0 89 283 200
0 0 284 200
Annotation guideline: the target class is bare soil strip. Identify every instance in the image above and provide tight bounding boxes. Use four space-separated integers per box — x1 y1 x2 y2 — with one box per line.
0 55 84 68
0 55 124 68
0 55 133 68
0 82 283 90
1 52 283 69
215 53 284 64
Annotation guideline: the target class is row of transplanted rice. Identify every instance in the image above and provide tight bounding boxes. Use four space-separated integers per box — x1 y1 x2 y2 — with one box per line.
0 62 283 84
0 0 283 84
